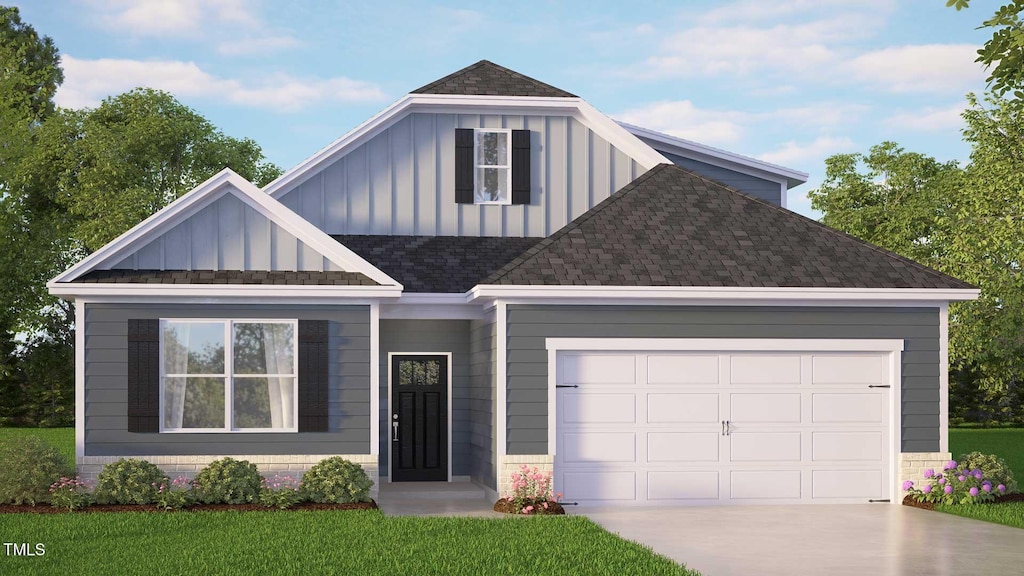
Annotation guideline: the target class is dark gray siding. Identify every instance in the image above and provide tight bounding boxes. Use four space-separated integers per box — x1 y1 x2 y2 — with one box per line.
504 306 940 455
659 151 783 205
469 319 496 489
84 303 370 456
378 320 471 477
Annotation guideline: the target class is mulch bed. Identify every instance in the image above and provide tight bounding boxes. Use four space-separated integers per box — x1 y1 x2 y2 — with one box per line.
0 501 377 514
902 492 1024 511
493 498 565 515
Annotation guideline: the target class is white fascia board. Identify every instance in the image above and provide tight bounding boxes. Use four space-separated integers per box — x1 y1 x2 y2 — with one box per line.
49 283 403 299
469 285 981 303
49 168 400 288
264 94 670 200
618 121 809 188
545 337 905 352
379 293 483 320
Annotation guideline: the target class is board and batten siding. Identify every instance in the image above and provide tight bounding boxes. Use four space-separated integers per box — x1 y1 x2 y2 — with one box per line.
276 113 643 238
83 303 370 456
469 318 497 490
656 150 785 205
109 192 340 272
378 320 471 478
503 306 941 455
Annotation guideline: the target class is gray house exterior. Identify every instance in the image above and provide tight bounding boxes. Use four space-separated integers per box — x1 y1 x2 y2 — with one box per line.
50 60 977 506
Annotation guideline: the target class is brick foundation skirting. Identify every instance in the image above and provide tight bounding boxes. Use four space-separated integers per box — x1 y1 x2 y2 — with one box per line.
78 454 379 499
899 452 952 493
498 454 554 498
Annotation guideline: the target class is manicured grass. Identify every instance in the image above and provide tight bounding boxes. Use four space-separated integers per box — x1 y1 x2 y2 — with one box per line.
0 428 74 466
949 428 1024 478
0 511 696 575
935 502 1024 529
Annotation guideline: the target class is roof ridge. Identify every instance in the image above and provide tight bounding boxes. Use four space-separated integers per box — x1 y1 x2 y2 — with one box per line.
483 164 671 285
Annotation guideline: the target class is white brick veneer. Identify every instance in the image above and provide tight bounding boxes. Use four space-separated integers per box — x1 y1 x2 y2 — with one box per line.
900 452 952 494
78 455 379 499
498 454 554 498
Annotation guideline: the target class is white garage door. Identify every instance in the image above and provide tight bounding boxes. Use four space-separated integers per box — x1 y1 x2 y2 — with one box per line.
554 349 892 505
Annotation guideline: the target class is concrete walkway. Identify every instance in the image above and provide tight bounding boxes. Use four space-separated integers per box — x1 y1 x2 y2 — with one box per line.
376 481 504 517
582 504 1023 576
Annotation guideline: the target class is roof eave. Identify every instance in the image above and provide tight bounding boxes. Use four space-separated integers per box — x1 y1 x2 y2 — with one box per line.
48 281 403 300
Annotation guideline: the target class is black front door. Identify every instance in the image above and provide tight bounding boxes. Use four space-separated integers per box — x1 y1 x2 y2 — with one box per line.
391 355 447 481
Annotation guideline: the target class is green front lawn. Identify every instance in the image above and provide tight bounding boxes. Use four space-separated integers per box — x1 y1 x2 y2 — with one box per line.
0 427 74 465
949 428 1024 478
934 502 1024 529
0 511 695 576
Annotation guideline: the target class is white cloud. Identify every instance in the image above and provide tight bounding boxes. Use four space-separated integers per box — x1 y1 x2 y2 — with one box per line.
695 0 895 25
615 100 748 145
217 35 304 56
846 44 984 93
885 102 967 132
55 56 386 112
758 136 855 166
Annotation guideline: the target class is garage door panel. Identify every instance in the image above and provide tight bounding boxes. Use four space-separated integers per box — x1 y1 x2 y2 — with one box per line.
812 393 883 423
563 471 636 501
730 432 801 462
648 393 719 423
563 432 635 463
813 432 883 461
647 355 719 385
812 354 885 385
731 470 801 499
730 355 801 385
648 432 719 462
812 470 882 499
730 393 801 423
561 354 635 385
648 471 719 500
563 393 636 424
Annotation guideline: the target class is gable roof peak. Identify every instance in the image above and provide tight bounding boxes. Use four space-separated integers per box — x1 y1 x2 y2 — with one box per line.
411 59 577 98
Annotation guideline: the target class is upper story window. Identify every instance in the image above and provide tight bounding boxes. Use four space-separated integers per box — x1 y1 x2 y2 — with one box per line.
160 319 297 432
455 128 530 205
475 129 511 204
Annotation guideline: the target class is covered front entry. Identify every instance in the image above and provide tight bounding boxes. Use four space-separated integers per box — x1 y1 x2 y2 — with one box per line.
391 355 449 481
552 340 898 505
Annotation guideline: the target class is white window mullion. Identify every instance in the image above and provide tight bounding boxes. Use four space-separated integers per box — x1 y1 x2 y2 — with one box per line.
225 321 233 432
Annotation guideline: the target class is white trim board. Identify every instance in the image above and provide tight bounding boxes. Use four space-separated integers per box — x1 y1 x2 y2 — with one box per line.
470 285 980 303
75 301 86 460
385 352 454 482
939 303 950 453
48 168 401 288
263 94 670 198
50 283 403 299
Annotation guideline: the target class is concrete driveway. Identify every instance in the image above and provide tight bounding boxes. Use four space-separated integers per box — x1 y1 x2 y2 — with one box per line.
582 504 1023 576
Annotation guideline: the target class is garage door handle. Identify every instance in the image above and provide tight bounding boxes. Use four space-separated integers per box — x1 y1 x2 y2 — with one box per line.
722 421 732 436
721 421 725 436
868 385 891 388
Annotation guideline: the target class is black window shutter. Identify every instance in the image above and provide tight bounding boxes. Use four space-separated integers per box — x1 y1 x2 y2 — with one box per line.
127 319 160 433
455 128 475 204
511 129 531 205
298 320 329 432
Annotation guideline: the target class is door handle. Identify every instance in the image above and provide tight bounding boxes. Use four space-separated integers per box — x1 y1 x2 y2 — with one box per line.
721 420 726 436
725 420 732 436
392 415 399 442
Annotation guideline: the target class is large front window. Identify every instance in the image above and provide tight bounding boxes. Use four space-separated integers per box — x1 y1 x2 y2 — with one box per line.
474 129 511 204
161 320 297 432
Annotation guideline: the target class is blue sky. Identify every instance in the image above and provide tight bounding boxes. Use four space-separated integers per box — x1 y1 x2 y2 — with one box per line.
13 0 997 217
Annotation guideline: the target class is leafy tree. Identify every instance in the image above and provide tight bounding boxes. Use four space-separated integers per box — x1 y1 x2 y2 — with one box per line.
948 0 1024 97
0 6 62 121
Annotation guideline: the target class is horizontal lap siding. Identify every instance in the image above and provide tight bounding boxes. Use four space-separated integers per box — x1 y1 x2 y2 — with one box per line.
469 319 496 489
504 306 940 455
378 320 471 478
84 304 370 456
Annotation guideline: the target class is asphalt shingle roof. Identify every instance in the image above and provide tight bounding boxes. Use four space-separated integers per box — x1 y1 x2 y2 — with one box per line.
484 164 975 290
411 60 577 98
333 235 544 293
75 270 380 286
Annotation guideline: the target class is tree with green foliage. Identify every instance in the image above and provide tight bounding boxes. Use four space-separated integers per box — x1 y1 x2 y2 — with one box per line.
948 0 1024 97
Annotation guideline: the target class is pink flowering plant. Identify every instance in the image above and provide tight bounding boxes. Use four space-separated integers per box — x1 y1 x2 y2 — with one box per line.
49 476 92 511
259 475 304 509
152 477 192 510
904 459 1005 505
505 464 559 515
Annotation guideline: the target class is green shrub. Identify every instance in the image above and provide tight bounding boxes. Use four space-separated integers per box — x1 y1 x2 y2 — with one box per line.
93 458 168 505
0 436 73 505
957 451 1018 494
193 458 262 504
301 457 373 503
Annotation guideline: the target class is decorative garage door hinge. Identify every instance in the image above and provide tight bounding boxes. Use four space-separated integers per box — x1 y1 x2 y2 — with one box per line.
867 385 891 388
868 499 891 503
555 385 579 388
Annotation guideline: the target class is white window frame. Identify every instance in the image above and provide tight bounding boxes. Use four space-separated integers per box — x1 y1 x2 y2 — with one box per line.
473 128 512 205
158 319 300 433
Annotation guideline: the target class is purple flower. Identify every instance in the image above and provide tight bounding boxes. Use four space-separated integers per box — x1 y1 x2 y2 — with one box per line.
969 487 979 497
922 485 933 494
958 475 966 482
982 484 992 493
974 471 984 480
944 485 954 494
902 480 914 491
998 484 1006 493
939 477 947 485
923 469 935 479
944 460 958 470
